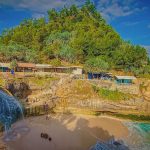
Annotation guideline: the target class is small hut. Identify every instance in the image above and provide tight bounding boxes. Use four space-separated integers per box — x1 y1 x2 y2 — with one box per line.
0 63 10 72
72 66 83 75
88 72 112 80
114 76 136 84
17 63 36 72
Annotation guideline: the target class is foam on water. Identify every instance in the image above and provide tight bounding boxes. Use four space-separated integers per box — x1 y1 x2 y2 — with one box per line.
124 122 150 150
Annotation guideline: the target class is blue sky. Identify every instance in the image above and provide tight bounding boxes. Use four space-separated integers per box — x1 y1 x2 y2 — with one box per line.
0 0 150 53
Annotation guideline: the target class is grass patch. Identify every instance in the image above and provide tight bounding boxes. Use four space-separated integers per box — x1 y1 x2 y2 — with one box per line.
139 74 150 79
29 76 59 87
0 77 5 86
93 86 131 102
112 113 150 122
73 80 97 98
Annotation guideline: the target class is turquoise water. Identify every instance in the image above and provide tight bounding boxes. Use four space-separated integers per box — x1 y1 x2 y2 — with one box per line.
124 122 150 150
137 123 150 133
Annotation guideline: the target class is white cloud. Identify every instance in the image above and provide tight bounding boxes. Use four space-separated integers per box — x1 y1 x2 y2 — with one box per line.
32 13 45 19
122 21 140 26
143 45 150 49
103 3 133 17
0 0 146 21
101 12 111 22
0 0 85 13
143 45 150 55
0 0 86 19
97 0 146 21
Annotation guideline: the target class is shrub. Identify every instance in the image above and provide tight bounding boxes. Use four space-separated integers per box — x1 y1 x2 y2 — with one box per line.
84 56 110 72
50 58 61 66
98 88 131 102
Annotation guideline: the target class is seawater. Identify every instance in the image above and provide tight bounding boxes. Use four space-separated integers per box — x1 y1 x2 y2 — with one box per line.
124 122 150 150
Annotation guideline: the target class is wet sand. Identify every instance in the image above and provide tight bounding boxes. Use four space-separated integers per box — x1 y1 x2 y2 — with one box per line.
5 114 129 150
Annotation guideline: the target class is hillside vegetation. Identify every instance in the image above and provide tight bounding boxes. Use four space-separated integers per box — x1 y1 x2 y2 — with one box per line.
0 0 150 75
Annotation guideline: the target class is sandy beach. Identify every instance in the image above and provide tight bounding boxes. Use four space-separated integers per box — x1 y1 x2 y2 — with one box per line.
4 114 129 150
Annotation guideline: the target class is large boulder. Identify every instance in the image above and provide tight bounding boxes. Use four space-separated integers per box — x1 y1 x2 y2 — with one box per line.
6 80 31 99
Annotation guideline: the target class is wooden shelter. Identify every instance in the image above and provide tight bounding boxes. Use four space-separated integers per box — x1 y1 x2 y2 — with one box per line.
36 64 52 72
17 63 36 72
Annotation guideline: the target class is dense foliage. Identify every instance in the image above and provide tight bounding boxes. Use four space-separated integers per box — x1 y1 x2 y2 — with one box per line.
93 85 131 102
0 0 149 74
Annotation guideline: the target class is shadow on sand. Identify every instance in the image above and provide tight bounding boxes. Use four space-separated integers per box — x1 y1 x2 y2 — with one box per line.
6 114 129 150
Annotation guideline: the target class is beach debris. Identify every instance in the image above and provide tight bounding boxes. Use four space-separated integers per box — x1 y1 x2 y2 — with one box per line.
40 133 52 141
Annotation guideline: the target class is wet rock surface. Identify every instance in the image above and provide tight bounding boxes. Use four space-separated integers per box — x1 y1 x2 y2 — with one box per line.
6 81 31 99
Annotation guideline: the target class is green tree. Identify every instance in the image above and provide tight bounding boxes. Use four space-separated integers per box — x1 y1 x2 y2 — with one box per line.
50 58 61 66
84 56 110 72
113 43 148 70
0 1 149 74
10 59 18 71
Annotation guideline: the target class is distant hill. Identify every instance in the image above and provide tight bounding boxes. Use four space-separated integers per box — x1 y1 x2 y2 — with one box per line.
0 0 149 74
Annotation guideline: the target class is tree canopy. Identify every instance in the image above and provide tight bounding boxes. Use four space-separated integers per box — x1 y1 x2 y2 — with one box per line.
0 0 149 74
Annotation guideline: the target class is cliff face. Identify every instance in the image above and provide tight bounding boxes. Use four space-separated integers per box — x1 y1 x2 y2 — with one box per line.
4 75 150 116
4 75 61 108
54 76 150 115
6 80 31 99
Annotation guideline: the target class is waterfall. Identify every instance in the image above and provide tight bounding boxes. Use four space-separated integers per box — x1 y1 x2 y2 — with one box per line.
0 90 23 131
0 90 29 142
